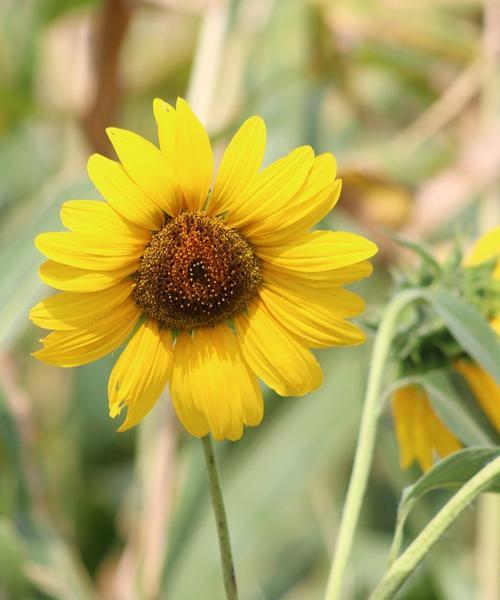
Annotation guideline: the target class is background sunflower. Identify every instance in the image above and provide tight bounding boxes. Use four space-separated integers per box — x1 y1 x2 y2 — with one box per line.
392 228 500 472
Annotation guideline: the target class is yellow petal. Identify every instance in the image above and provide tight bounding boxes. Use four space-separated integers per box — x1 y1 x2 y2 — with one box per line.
392 386 417 469
427 399 462 460
87 153 165 230
464 226 500 275
153 98 176 162
106 127 180 216
455 359 500 430
60 200 150 242
35 232 144 271
170 325 263 441
264 274 365 317
392 385 461 471
490 316 500 335
227 146 315 231
171 385 210 438
174 98 214 212
39 260 137 292
33 298 139 367
245 153 340 244
393 385 434 471
209 116 266 216
258 230 378 273
109 320 173 431
414 395 434 472
262 260 373 287
30 281 134 330
260 286 365 348
235 298 322 396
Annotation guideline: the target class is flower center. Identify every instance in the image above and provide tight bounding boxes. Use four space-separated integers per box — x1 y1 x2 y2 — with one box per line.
133 212 262 330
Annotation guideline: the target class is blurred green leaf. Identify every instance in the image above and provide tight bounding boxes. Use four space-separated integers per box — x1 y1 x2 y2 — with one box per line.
245 0 311 158
422 289 500 383
0 519 29 598
0 123 60 215
40 0 100 22
27 529 99 600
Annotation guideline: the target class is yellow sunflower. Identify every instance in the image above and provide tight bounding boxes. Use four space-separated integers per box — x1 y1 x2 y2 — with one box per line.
464 224 500 334
392 226 500 471
30 98 377 441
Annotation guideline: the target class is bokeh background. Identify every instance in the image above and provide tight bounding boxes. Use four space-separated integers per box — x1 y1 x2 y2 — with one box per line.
1 0 499 598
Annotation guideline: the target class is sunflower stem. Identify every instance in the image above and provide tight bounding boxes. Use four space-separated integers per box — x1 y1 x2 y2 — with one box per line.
370 457 500 599
201 435 238 600
324 289 421 600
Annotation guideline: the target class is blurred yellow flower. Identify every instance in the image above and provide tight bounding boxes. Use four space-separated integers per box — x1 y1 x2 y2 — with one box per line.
465 225 500 281
30 98 377 441
392 385 461 472
392 226 500 471
454 360 500 430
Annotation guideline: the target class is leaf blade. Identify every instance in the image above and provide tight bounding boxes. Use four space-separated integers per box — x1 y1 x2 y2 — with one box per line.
421 289 500 384
389 447 500 564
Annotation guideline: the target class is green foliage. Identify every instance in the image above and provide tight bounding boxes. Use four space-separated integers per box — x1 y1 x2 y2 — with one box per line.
404 447 500 500
422 289 500 383
390 236 500 383
0 520 30 599
389 448 500 564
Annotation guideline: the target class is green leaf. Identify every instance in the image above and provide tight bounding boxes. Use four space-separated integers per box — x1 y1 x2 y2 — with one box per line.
403 447 500 500
421 289 500 384
389 447 500 564
411 370 499 446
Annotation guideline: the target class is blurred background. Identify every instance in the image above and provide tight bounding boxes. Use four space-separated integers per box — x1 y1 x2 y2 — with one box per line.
0 0 499 598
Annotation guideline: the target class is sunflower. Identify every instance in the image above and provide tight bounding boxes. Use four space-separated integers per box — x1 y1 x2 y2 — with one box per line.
392 226 500 471
30 98 377 441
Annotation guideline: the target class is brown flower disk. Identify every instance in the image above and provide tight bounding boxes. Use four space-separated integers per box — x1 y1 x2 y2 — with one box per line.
133 212 262 330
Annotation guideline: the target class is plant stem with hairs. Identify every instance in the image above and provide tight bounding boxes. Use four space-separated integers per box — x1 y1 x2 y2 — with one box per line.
202 435 239 600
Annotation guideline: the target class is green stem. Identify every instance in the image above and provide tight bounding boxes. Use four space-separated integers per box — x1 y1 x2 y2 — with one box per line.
324 289 420 600
387 502 414 566
370 456 500 600
201 435 238 600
